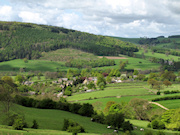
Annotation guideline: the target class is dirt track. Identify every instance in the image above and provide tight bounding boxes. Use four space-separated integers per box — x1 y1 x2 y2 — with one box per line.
149 102 169 110
98 56 128 59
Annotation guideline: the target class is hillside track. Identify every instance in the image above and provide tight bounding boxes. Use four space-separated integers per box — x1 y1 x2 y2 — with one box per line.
149 102 169 110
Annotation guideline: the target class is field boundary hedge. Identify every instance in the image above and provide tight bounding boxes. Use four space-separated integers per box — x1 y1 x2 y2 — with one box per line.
152 95 180 101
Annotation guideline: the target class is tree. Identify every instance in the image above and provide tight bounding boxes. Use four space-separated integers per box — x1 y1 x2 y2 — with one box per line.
104 101 116 114
31 119 38 129
106 76 111 83
106 113 124 129
163 80 172 87
129 98 151 120
0 80 16 116
96 74 106 86
13 118 24 130
122 121 133 132
15 75 24 84
147 78 157 88
78 103 94 117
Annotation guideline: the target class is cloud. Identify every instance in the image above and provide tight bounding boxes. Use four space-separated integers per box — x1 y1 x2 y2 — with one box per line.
0 6 13 21
1 0 180 37
18 11 47 24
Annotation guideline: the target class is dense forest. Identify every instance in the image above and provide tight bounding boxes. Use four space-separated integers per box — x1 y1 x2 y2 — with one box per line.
0 21 138 62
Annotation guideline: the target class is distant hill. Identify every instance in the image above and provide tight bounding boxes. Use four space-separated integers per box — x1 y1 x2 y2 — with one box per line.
0 21 138 62
112 36 180 56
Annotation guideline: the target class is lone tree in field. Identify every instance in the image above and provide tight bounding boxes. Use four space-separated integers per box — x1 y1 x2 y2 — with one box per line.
163 80 172 87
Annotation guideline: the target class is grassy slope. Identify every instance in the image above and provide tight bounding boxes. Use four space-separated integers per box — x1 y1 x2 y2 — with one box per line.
0 104 113 134
134 49 180 61
0 50 162 72
0 125 99 135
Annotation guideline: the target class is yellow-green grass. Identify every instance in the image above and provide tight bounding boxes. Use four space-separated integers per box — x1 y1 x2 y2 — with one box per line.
67 83 154 102
0 125 99 135
134 49 180 61
0 104 113 134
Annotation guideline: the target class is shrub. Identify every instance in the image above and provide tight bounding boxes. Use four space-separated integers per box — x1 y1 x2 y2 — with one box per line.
157 91 161 95
13 118 24 130
122 121 133 132
151 120 165 129
78 103 94 117
31 119 38 129
62 119 85 133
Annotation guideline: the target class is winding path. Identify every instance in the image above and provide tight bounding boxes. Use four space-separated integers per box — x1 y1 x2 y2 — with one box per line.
149 102 169 110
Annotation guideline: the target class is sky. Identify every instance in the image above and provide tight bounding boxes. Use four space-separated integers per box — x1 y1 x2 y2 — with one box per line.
0 0 180 38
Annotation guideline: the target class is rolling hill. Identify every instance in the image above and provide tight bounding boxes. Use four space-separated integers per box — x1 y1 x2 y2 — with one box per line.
0 21 138 62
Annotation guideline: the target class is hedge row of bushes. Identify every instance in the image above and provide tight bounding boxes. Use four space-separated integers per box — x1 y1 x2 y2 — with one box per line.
14 95 94 117
164 90 180 94
152 95 180 101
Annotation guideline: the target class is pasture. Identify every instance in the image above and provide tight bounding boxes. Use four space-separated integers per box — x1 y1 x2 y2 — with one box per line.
0 103 113 134
134 49 180 61
67 82 154 102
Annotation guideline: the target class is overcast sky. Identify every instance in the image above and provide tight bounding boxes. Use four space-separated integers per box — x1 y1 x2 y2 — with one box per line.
0 0 180 38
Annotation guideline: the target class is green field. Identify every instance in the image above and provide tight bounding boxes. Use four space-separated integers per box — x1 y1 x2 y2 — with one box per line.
134 49 180 61
0 59 68 72
0 103 113 134
67 83 154 102
0 125 99 135
157 99 180 109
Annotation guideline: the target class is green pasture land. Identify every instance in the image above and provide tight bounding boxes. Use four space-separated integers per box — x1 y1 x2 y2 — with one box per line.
77 94 180 110
67 83 154 102
0 59 69 72
0 104 113 134
97 56 161 71
134 49 180 61
157 99 180 109
0 125 99 135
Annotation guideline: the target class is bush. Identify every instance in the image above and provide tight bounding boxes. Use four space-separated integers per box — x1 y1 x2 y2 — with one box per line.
31 119 38 129
62 119 85 133
78 103 94 117
151 120 165 129
122 121 133 132
13 118 24 130
157 91 161 95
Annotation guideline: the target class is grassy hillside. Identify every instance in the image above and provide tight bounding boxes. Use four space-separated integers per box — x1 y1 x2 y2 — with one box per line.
0 103 113 134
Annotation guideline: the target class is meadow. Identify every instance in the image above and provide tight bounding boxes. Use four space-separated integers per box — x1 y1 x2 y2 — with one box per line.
134 49 180 61
0 103 113 134
67 82 154 102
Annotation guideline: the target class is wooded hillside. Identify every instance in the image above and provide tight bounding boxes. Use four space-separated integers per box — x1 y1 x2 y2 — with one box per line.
0 21 138 62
